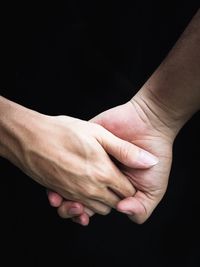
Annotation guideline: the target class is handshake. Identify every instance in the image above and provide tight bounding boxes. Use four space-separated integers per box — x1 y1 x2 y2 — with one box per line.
0 92 175 226
46 95 174 225
1 8 200 227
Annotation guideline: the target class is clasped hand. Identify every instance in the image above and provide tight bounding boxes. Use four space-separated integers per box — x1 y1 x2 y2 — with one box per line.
18 111 158 216
48 96 174 225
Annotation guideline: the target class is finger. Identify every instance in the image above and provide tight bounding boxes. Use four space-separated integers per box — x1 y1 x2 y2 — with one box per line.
98 127 159 169
55 199 94 218
116 192 157 224
72 213 90 226
84 207 95 217
56 189 114 217
105 162 136 198
82 199 111 215
57 202 84 219
90 188 121 209
47 190 63 207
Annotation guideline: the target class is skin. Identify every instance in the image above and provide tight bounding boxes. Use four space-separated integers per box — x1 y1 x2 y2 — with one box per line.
0 96 158 215
48 100 174 225
48 9 200 225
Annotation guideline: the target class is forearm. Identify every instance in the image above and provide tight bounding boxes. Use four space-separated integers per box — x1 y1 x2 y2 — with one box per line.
135 9 200 136
0 96 39 167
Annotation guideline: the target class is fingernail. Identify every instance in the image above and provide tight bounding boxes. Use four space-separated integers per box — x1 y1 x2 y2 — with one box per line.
138 150 159 166
68 207 81 215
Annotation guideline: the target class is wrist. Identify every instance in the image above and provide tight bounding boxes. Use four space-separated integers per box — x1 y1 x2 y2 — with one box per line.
132 87 185 141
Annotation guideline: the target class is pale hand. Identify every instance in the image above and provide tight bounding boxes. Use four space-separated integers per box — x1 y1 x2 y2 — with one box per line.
17 113 148 215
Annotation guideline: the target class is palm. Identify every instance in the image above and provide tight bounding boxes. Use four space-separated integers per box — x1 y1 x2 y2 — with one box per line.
91 101 172 223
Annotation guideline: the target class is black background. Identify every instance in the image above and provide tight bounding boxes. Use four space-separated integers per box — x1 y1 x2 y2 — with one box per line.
2 1 200 266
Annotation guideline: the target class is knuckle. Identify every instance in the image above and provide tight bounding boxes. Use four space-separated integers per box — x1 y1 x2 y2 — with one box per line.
85 185 99 199
84 207 94 217
125 183 136 196
97 193 119 208
57 206 70 219
86 199 111 216
99 206 111 216
90 123 104 136
119 141 132 161
97 172 111 185
113 180 135 198
88 165 111 185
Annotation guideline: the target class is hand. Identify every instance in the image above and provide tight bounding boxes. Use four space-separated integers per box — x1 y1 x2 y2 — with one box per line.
49 10 200 224
19 114 140 215
48 91 174 224
5 105 158 215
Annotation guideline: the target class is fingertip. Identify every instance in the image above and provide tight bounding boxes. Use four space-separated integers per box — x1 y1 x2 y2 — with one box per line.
48 191 63 207
137 150 159 168
80 213 90 226
72 213 90 226
117 197 148 224
116 197 135 214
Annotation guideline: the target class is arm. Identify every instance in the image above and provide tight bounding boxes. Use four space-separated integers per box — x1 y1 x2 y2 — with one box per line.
115 8 200 221
0 96 158 218
135 9 200 136
50 9 200 225
114 8 200 222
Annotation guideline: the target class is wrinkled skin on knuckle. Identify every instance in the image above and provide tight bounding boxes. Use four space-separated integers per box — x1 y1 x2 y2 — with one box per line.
96 167 113 185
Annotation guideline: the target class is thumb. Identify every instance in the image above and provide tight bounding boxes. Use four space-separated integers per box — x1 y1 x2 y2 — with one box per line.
98 127 159 169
